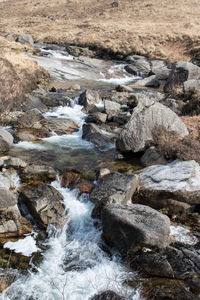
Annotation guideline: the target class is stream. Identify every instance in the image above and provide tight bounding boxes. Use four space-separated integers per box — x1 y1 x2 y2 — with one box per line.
1 46 142 299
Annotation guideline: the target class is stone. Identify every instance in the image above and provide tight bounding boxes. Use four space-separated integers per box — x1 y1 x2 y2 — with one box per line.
15 128 50 142
141 146 168 167
39 92 72 107
0 128 13 145
91 290 125 300
5 34 15 42
164 61 200 92
150 60 171 80
78 89 100 109
183 79 200 93
44 118 78 135
101 204 170 255
115 85 134 93
125 55 151 75
134 75 160 88
16 108 44 129
0 137 11 153
22 94 48 113
85 112 107 124
82 123 113 149
134 160 200 214
116 98 189 153
104 100 121 115
90 172 139 218
0 173 14 190
0 189 32 237
61 171 94 194
20 164 57 183
17 34 34 46
19 183 66 230
4 157 27 169
127 90 165 109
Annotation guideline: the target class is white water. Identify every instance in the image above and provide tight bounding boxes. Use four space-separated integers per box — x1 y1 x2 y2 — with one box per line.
4 234 39 257
2 179 140 300
170 225 198 245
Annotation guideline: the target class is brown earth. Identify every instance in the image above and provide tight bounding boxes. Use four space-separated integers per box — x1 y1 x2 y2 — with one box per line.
0 0 199 62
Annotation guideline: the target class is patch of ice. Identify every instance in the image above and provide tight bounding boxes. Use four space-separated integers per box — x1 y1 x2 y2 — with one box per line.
4 234 39 257
170 225 198 245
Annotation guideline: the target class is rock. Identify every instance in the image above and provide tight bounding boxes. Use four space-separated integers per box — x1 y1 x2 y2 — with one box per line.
85 112 107 124
0 137 11 153
70 84 81 91
116 98 188 153
0 159 4 167
91 290 125 300
78 89 100 109
4 157 27 169
164 61 200 92
19 183 66 230
44 118 79 135
17 34 34 46
125 55 151 75
134 75 160 88
115 85 134 93
0 189 32 237
5 34 15 42
124 64 138 75
150 60 171 80
22 94 48 113
127 90 165 109
20 164 57 183
97 168 111 179
112 113 130 125
101 204 170 254
104 100 121 115
183 79 200 92
90 172 139 218
16 108 44 129
82 123 113 149
134 160 200 214
61 171 94 194
0 128 13 145
0 173 15 190
39 92 72 107
141 146 168 167
15 128 50 142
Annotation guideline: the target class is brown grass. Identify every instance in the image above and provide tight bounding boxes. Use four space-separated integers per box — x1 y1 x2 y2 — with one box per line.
0 0 199 61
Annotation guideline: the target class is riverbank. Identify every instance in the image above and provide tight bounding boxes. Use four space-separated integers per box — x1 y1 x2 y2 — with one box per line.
0 0 199 62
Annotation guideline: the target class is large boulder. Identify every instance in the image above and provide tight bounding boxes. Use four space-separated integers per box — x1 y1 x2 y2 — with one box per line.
101 203 170 255
134 160 200 214
116 98 188 153
20 164 57 183
125 55 151 75
17 34 34 46
104 100 121 116
0 128 13 153
0 189 32 238
141 146 168 167
90 172 139 217
44 118 78 135
183 79 200 93
16 108 44 129
39 92 72 108
22 94 48 113
82 123 113 149
150 60 171 80
78 89 100 109
85 112 107 124
19 183 66 230
164 61 200 92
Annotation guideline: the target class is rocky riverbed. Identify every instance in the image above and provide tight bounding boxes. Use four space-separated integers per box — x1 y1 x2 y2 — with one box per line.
1 36 200 299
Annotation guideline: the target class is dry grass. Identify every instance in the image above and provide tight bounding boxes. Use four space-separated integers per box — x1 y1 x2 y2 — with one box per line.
0 0 199 61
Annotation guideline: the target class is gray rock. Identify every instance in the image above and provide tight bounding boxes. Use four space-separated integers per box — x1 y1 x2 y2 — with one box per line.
44 118 78 135
17 34 34 46
164 61 200 92
90 172 139 218
22 94 48 113
115 85 134 93
104 100 121 115
127 90 164 108
4 157 27 169
85 112 107 124
82 123 113 149
39 93 72 108
116 99 188 153
91 291 125 300
134 75 160 88
0 173 14 190
78 89 100 109
0 128 13 145
101 203 170 254
134 160 200 214
183 79 200 93
141 146 168 167
5 34 15 42
0 159 3 167
0 137 11 153
150 60 171 80
20 183 66 229
126 55 151 75
16 108 44 129
20 164 57 183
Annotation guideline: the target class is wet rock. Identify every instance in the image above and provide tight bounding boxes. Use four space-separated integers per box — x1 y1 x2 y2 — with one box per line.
39 92 72 107
164 61 200 92
82 123 113 149
90 172 139 218
20 164 57 183
101 204 170 255
183 79 200 92
116 98 188 153
16 108 44 129
22 94 48 113
150 60 171 80
78 89 100 109
125 55 151 75
91 290 125 300
17 34 34 46
104 100 121 115
115 85 134 93
85 112 107 124
61 171 94 194
134 75 160 88
141 146 168 167
97 168 111 179
19 183 66 230
134 160 200 214
0 189 33 237
15 128 50 142
4 157 27 169
44 118 79 135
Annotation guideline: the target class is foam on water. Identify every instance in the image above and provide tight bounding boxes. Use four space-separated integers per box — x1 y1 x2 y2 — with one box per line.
2 179 140 300
15 141 47 151
3 234 39 257
170 225 198 245
10 173 20 190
